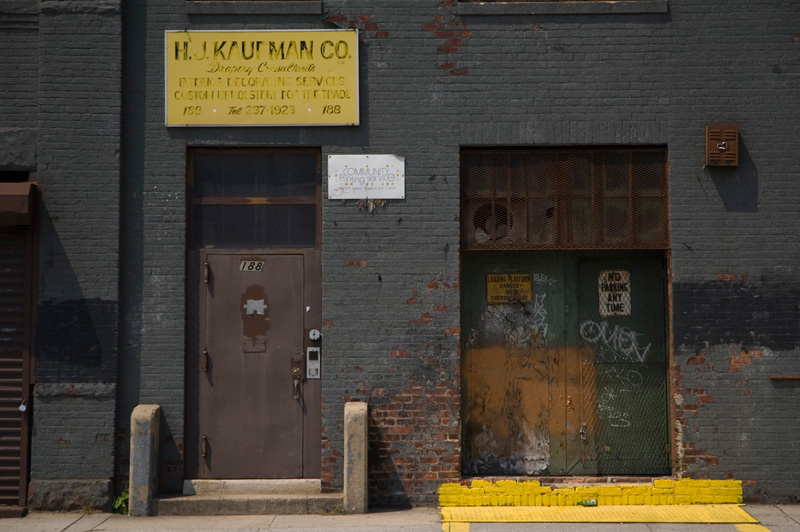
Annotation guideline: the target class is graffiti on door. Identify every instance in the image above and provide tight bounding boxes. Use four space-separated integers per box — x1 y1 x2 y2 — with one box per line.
580 320 651 431
464 289 553 475
580 320 651 363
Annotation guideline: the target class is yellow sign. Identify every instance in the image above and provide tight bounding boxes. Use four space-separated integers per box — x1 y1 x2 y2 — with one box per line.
486 274 532 304
165 30 359 126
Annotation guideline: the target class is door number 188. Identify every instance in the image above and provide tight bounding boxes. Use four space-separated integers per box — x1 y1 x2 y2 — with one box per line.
240 260 265 271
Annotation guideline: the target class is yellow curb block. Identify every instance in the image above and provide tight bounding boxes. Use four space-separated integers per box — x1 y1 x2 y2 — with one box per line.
441 504 758 523
439 479 743 506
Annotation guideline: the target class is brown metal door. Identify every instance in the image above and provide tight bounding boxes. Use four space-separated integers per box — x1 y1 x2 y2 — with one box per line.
199 252 307 478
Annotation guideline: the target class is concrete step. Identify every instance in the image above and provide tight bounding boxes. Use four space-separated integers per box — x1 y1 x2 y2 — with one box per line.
153 492 344 516
183 479 323 496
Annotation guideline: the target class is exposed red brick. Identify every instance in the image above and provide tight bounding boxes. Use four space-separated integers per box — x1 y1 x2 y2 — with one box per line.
687 355 705 365
427 281 439 290
325 14 347 23
376 32 389 39
345 259 367 267
433 305 448 311
391 350 412 358
449 69 469 76
412 312 434 324
744 479 758 487
717 274 739 281
446 326 460 336
440 61 455 70
699 455 719 466
356 15 370 22
437 46 459 54
365 23 379 31
423 23 439 31
323 320 334 327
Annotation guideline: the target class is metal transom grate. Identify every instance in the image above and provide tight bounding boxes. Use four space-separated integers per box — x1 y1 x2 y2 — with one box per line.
190 149 321 250
461 148 669 250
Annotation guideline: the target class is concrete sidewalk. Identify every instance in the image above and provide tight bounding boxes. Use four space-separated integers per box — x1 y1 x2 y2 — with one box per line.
1 506 799 532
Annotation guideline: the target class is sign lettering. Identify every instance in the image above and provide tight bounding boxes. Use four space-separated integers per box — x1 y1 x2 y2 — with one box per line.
598 270 631 317
165 30 359 126
486 274 532 304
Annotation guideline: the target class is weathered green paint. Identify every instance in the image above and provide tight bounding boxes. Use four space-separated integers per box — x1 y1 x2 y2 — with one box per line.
462 251 669 476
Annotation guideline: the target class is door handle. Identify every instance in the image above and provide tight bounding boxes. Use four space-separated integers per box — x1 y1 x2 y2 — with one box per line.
291 366 303 399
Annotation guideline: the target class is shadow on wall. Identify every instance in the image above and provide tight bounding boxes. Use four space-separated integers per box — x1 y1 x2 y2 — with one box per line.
34 202 118 383
708 137 758 213
368 421 412 509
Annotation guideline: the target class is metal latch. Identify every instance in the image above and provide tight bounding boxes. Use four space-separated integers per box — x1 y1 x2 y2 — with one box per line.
291 366 303 400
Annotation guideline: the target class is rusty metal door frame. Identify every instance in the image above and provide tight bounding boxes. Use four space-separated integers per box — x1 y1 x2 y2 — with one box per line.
185 147 323 479
0 180 37 507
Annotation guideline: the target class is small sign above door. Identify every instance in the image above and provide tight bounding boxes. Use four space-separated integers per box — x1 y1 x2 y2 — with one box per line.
486 274 532 304
327 154 405 199
598 270 631 317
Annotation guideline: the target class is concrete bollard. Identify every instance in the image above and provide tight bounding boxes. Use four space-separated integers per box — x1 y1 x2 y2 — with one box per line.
343 401 368 514
129 404 161 516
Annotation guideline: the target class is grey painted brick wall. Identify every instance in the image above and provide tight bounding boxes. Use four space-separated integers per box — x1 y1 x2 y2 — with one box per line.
0 3 37 170
116 0 800 505
0 0 123 510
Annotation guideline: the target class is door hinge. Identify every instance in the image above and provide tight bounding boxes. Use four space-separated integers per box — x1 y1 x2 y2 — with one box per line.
202 349 209 372
201 435 208 458
203 262 209 283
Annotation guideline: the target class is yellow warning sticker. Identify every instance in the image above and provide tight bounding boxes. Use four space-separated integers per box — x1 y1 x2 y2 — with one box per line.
486 274 532 304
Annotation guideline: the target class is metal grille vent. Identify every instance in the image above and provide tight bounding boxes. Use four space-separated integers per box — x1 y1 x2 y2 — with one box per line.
191 150 320 249
705 124 739 167
0 229 27 505
461 148 669 250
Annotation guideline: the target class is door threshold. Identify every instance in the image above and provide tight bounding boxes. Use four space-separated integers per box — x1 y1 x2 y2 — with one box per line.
184 478 322 496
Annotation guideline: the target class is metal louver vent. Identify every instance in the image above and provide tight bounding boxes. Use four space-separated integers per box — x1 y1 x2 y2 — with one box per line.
461 148 670 250
705 124 739 167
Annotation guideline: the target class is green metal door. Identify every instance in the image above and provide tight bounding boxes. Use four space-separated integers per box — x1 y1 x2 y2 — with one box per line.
577 258 670 475
462 252 565 476
462 251 669 476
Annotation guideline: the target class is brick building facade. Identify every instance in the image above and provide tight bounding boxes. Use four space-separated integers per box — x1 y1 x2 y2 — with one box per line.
0 0 798 511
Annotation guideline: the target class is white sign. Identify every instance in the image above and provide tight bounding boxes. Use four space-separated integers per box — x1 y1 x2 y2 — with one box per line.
598 270 631 317
327 154 405 199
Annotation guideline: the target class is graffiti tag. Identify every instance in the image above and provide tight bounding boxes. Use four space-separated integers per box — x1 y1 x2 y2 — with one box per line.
579 320 651 363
